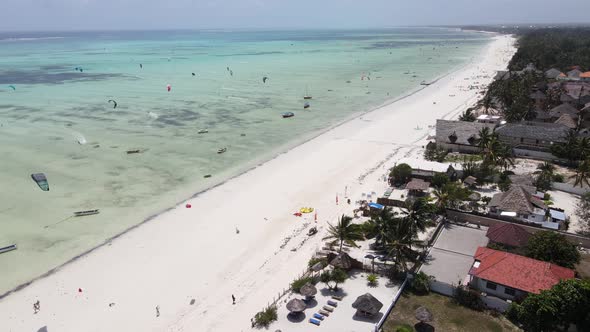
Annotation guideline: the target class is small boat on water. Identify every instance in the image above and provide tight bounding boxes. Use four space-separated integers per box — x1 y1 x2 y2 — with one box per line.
304 102 310 109
217 147 227 154
126 149 141 154
31 173 49 191
74 209 100 217
420 81 432 86
282 112 295 118
0 244 17 254
198 129 208 134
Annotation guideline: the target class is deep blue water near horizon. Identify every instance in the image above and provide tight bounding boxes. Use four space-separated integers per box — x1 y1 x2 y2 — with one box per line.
0 28 490 294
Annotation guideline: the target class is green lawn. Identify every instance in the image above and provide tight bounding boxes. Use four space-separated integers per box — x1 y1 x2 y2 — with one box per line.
383 292 521 332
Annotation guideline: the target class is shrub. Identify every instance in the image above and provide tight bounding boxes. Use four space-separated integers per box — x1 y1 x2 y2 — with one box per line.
553 173 565 183
389 163 412 186
395 324 414 332
454 285 484 311
387 266 407 282
291 276 314 293
367 273 379 286
308 257 327 269
320 268 348 291
526 231 580 268
411 272 434 295
253 305 277 328
431 173 450 189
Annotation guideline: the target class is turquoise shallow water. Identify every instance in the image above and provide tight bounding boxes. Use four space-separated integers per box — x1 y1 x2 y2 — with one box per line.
0 28 489 294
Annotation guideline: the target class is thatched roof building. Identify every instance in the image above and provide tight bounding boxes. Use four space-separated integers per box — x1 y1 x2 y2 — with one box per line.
488 186 546 215
352 293 383 316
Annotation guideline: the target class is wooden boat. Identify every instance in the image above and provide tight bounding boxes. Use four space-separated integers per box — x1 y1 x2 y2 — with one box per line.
74 209 100 217
126 149 141 154
198 129 208 134
217 147 227 154
303 86 312 100
0 244 17 254
282 112 295 118
304 102 310 109
31 173 49 191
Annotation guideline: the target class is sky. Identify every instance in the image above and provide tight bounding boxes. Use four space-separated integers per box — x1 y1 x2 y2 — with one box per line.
1 0 589 31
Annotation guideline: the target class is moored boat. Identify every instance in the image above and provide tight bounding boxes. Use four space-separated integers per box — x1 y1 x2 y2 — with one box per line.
282 112 295 118
0 244 17 254
74 209 100 217
31 173 49 191
217 147 227 154
304 102 310 109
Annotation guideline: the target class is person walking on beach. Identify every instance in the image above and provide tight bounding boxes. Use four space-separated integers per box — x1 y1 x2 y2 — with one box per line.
33 300 40 314
232 294 236 304
156 305 160 317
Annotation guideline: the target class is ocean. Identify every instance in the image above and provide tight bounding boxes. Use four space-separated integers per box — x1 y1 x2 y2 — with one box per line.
0 28 490 295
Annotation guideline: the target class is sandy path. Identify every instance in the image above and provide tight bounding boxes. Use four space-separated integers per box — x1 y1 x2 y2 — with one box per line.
0 35 515 332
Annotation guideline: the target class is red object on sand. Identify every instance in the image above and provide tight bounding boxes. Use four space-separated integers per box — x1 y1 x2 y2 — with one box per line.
78 288 82 293
293 212 302 217
186 203 192 208
314 213 317 221
336 195 339 205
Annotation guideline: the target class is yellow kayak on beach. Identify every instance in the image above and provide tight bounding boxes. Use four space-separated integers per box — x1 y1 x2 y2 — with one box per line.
300 207 314 213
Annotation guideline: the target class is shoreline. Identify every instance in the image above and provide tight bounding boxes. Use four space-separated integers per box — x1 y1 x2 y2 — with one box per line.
0 35 515 332
0 35 487 300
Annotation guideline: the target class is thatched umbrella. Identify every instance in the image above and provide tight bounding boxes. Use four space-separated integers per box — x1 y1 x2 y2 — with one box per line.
352 293 383 316
330 252 352 270
415 306 433 324
311 261 324 273
299 283 317 298
286 298 306 313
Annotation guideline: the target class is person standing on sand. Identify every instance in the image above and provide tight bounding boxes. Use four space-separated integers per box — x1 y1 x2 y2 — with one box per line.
156 305 160 317
232 294 236 304
33 300 40 314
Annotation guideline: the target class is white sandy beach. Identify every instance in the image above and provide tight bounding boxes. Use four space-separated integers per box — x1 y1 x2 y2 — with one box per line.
0 35 515 332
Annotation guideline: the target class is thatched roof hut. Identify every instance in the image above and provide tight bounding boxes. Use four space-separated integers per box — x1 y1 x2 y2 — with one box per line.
330 252 353 270
352 293 383 316
299 283 317 297
415 306 434 323
286 298 306 313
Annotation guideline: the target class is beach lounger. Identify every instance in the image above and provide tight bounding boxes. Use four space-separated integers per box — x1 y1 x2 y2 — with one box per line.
309 318 321 326
319 309 330 316
313 313 325 320
322 305 334 312
327 300 338 307
331 295 344 301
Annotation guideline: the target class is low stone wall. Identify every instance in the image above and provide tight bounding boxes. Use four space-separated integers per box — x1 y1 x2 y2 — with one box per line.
446 209 590 248
552 182 589 195
481 295 511 312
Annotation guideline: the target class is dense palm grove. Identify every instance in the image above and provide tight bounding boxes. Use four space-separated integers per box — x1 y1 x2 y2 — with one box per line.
508 29 590 72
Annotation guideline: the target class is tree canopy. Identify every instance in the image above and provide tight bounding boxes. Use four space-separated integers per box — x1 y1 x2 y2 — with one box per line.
525 231 580 268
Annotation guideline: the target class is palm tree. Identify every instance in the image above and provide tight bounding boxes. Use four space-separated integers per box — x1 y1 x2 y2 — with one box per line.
571 159 590 188
495 144 515 171
475 127 493 152
366 208 398 248
323 214 363 252
383 217 423 272
400 198 434 235
577 137 590 161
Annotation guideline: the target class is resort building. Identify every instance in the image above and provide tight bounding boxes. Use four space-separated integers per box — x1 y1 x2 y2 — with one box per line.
435 119 495 154
487 186 565 229
495 122 569 152
469 247 575 301
485 223 530 248
476 114 502 124
567 68 582 80
544 68 564 79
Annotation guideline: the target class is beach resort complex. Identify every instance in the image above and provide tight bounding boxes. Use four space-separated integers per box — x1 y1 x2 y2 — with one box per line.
1 2 590 332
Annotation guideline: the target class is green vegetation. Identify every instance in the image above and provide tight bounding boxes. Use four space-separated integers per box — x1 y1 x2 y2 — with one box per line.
508 28 590 71
571 158 590 188
525 231 580 268
507 279 590 332
454 286 485 311
390 163 413 186
291 276 314 293
253 305 278 328
410 272 434 295
367 273 379 287
432 182 472 211
431 173 450 189
384 292 520 332
320 268 348 291
551 132 590 163
308 256 327 269
458 108 476 122
533 162 555 191
485 71 539 122
424 144 448 162
322 214 363 252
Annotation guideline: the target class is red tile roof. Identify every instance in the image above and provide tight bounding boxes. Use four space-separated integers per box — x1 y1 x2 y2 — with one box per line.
486 223 531 247
471 247 574 294
581 71 590 78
